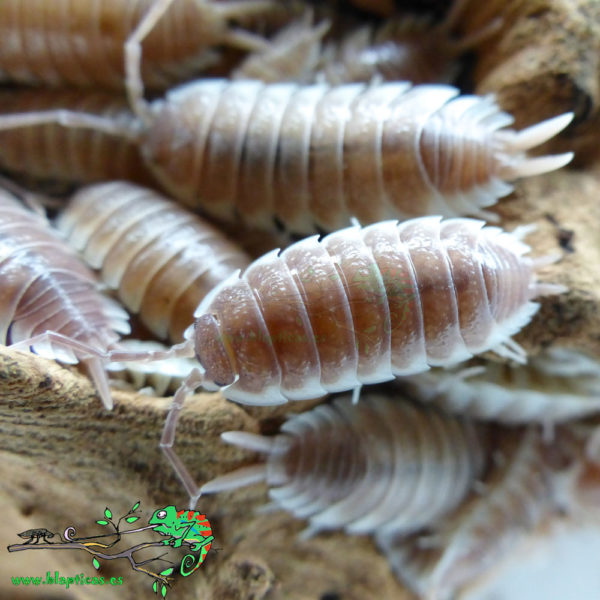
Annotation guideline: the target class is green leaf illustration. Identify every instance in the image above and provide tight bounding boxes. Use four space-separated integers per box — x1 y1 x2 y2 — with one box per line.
104 507 112 520
126 516 139 523
92 557 100 570
132 501 140 511
161 583 167 598
160 568 174 576
96 520 108 526
153 581 158 593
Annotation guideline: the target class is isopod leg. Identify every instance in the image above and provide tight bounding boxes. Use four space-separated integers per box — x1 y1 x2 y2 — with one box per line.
160 368 207 509
125 0 176 124
107 339 195 363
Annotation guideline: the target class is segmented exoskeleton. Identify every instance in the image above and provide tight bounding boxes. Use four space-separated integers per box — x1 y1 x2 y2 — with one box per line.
0 0 278 90
133 80 573 233
110 216 565 507
401 347 600 424
378 427 567 600
201 394 487 540
57 181 251 342
0 188 130 409
0 89 155 187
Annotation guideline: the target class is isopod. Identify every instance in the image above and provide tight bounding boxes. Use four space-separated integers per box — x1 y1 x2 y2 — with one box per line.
108 216 564 505
57 181 251 342
201 394 487 540
0 89 155 187
0 0 277 90
379 426 566 600
401 347 600 424
0 187 130 409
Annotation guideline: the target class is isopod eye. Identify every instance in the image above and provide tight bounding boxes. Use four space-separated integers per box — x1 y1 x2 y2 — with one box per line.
156 510 167 519
194 314 235 387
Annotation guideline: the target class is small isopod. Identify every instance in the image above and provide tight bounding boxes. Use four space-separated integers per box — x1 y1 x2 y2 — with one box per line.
0 0 277 90
57 181 251 342
201 394 487 540
0 89 155 187
401 347 600 424
104 216 564 505
0 188 130 409
379 427 564 600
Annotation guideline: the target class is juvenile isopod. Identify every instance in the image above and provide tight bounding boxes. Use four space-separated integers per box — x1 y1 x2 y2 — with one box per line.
201 394 487 540
0 89 156 187
0 0 278 90
103 216 564 504
401 347 600 424
0 187 130 409
379 426 568 600
57 181 251 342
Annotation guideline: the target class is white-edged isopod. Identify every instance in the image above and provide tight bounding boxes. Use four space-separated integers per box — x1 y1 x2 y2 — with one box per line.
117 215 566 505
201 394 487 540
0 187 130 409
0 0 277 90
134 79 573 233
401 347 600 424
57 181 251 342
378 427 565 600
0 89 156 187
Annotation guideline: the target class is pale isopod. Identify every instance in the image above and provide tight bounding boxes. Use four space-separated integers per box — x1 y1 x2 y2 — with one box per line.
0 0 277 90
57 181 251 342
0 188 130 409
378 427 566 600
111 216 565 505
0 89 156 187
201 394 487 540
401 347 600 424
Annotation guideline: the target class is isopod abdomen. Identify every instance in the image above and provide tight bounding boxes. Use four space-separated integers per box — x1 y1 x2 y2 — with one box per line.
0 188 130 409
140 79 573 232
189 216 564 405
57 182 251 342
201 394 486 539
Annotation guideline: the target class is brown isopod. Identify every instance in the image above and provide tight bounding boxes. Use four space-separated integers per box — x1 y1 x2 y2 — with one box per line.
0 0 277 91
201 394 487 540
103 216 564 504
57 181 251 342
0 187 130 409
379 426 567 600
0 89 156 187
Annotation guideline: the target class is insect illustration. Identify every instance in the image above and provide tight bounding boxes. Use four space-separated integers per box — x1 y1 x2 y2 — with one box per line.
105 216 564 506
17 528 56 545
0 88 155 187
149 505 214 576
0 187 130 409
201 394 487 540
0 0 277 91
401 347 600 424
57 181 251 342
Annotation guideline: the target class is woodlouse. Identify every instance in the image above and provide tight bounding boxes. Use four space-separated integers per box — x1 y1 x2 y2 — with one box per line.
0 187 130 409
401 347 600 425
0 89 155 187
0 0 277 90
57 181 251 342
112 215 565 505
201 394 487 540
379 427 565 600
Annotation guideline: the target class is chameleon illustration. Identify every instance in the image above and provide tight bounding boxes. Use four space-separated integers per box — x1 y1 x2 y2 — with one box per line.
148 506 214 576
17 528 56 544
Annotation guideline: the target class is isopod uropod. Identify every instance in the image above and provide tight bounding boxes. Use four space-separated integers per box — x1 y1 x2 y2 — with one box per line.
0 188 130 409
57 181 251 342
201 394 487 540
